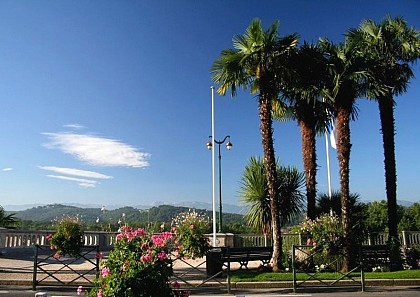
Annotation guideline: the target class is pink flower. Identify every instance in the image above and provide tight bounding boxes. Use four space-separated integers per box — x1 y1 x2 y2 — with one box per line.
96 252 104 259
77 286 83 295
151 235 165 247
141 253 153 263
97 289 103 297
158 250 167 260
307 238 312 245
46 234 53 241
101 267 111 277
134 228 146 236
53 253 61 259
161 231 173 239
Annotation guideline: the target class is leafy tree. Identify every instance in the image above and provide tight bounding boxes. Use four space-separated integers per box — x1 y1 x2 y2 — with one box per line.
240 156 305 235
407 203 420 231
347 16 420 242
211 18 298 271
365 200 389 232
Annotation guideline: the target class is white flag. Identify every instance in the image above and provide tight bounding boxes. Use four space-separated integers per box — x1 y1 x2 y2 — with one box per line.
329 120 336 149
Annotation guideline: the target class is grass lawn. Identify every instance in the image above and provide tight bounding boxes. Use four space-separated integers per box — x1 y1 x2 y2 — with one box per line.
229 269 420 282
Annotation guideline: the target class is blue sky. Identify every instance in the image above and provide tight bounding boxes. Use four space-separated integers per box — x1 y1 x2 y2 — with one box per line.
0 1 419 210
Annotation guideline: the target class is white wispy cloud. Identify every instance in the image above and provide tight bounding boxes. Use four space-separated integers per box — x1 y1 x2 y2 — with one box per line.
39 166 113 179
43 132 150 167
2 168 13 172
47 175 97 188
63 123 84 130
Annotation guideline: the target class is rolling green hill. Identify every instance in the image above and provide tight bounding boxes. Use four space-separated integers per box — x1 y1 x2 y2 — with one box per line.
12 203 247 232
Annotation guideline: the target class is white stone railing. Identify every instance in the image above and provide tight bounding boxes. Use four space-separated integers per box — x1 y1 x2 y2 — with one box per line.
0 229 116 252
1 229 419 252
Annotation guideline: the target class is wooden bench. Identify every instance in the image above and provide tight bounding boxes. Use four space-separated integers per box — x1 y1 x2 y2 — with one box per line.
360 245 390 270
221 246 273 270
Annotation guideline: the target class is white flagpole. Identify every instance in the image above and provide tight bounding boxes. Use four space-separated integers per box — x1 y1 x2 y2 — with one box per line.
325 126 333 216
211 86 217 247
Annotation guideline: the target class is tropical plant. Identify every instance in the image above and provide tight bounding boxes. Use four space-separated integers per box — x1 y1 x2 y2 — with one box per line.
0 206 18 228
47 215 84 258
319 38 370 271
240 156 305 234
347 16 420 251
172 210 210 259
274 42 330 220
211 18 298 271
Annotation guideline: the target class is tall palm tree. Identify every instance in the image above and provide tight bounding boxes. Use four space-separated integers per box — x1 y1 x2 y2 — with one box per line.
319 39 369 271
273 42 330 220
347 16 420 247
240 156 305 235
211 18 298 271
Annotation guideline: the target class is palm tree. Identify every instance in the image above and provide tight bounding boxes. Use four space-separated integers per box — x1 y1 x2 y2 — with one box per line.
273 42 330 220
240 156 305 236
316 191 367 238
347 16 420 251
319 39 369 271
211 18 298 271
0 206 18 228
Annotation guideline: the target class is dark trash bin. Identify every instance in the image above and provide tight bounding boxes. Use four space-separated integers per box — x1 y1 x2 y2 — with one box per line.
206 248 223 277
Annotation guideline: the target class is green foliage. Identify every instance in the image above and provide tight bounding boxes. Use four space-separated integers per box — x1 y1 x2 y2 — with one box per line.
299 214 344 255
48 215 84 257
365 200 388 231
400 203 420 231
172 210 211 259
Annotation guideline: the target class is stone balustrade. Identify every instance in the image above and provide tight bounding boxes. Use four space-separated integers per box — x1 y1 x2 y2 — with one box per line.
1 229 419 254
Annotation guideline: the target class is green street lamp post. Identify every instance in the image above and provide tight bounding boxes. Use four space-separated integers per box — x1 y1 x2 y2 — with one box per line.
207 135 232 233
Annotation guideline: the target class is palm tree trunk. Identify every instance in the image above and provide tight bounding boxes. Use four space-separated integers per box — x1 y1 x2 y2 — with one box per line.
378 94 401 270
378 95 398 238
335 102 352 272
299 119 317 220
258 94 282 272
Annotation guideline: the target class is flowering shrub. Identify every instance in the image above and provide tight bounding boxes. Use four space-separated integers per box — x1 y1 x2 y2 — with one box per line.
47 215 84 258
172 210 210 259
88 226 181 297
299 214 344 255
402 246 420 270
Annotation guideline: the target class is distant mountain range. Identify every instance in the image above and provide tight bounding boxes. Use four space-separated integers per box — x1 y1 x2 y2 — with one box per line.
4 198 416 214
4 201 250 214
